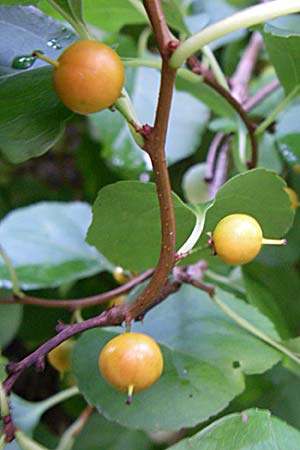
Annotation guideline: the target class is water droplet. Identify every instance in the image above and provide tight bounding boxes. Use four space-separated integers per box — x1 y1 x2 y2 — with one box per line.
11 54 36 70
47 38 62 50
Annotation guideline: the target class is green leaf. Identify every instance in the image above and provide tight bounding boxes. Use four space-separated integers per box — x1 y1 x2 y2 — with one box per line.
132 286 281 374
0 6 78 76
176 76 237 120
73 285 281 431
162 0 188 34
255 364 300 429
73 412 154 450
168 408 300 449
90 65 209 176
46 0 88 35
276 103 300 169
83 0 146 32
0 304 22 348
257 133 282 173
243 262 300 338
0 0 38 4
0 6 78 162
86 181 195 271
188 168 294 262
0 202 111 290
262 22 300 94
83 0 188 33
0 68 72 163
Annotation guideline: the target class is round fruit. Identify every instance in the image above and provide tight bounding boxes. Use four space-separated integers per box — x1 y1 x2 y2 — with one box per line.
48 339 74 373
107 294 127 308
112 266 130 285
99 332 163 404
212 213 286 265
51 40 125 114
285 187 298 209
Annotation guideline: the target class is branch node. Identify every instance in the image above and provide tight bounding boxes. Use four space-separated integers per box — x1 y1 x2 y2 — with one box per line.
141 124 153 139
35 356 45 372
5 363 17 375
3 414 16 442
167 40 180 55
56 320 68 333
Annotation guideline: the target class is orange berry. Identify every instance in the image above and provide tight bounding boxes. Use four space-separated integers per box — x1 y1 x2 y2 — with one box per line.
99 332 163 404
52 40 125 114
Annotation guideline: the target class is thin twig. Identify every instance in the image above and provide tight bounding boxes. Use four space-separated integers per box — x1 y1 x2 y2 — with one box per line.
205 131 226 182
0 270 154 310
244 79 281 111
230 32 263 103
208 140 230 199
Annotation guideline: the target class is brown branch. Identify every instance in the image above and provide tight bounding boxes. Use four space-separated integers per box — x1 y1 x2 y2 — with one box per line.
0 269 153 310
123 1 178 320
143 0 171 56
175 268 215 297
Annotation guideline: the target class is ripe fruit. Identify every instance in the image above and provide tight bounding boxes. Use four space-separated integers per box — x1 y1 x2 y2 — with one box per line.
48 339 75 373
107 294 127 308
112 266 131 285
285 187 298 209
34 40 125 114
99 332 163 404
212 213 286 265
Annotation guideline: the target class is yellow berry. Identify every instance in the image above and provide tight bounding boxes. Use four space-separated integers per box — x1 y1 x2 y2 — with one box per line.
212 213 286 265
107 294 127 308
48 339 75 373
99 332 163 404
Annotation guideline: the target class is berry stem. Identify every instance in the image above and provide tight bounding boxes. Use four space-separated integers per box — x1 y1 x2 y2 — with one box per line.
33 51 59 69
262 238 287 246
126 384 134 405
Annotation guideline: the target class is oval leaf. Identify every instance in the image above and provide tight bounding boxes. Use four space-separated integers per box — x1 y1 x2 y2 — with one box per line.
86 181 196 271
0 202 111 289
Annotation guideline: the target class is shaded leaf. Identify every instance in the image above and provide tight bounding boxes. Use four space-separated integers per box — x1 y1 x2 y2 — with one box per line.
0 6 78 162
0 202 111 290
0 304 22 348
169 408 300 450
262 22 300 94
